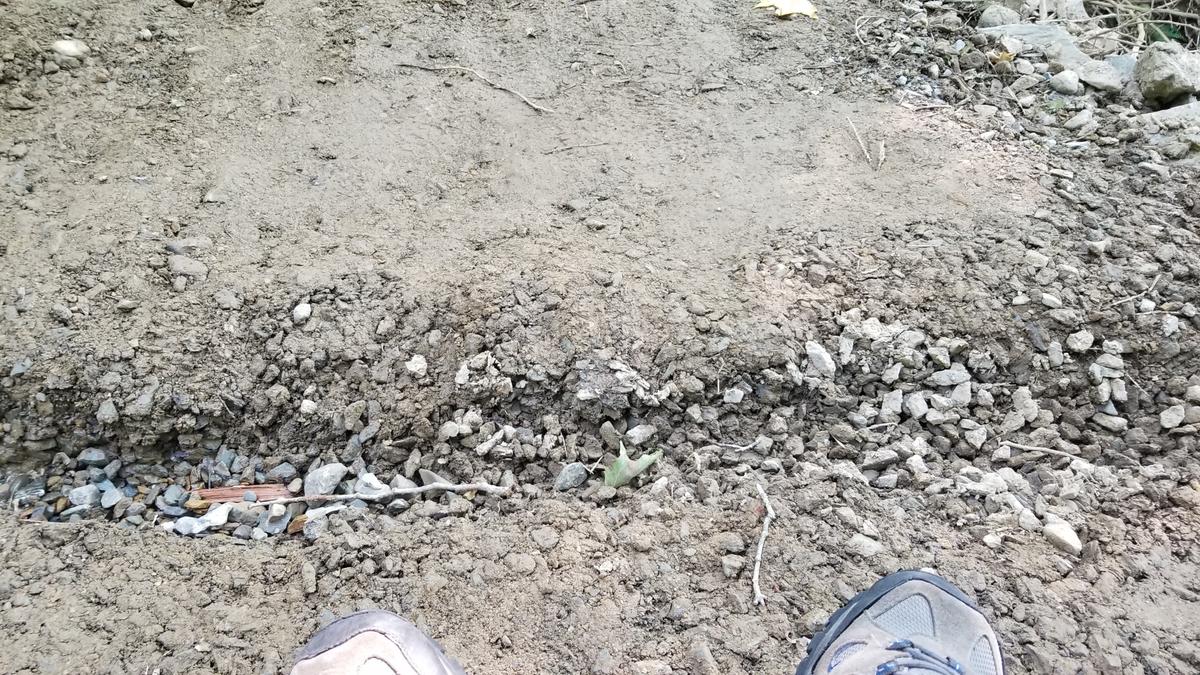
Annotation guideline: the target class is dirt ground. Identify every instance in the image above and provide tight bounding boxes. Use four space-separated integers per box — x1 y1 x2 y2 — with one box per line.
3 0 1200 673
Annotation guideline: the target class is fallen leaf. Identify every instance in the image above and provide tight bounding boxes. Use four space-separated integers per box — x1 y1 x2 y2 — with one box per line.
754 0 816 19
604 444 662 488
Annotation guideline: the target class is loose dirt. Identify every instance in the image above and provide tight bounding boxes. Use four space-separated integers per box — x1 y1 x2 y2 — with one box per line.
3 0 1199 673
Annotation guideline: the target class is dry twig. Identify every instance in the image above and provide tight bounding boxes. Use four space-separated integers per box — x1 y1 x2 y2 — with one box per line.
1000 441 1085 462
847 120 874 168
876 139 887 171
1106 274 1161 308
751 483 776 607
544 141 610 154
398 63 555 114
255 482 510 508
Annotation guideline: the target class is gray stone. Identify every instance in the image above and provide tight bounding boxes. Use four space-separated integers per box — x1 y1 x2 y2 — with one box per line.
1092 412 1127 432
1066 330 1094 353
304 463 348 497
1063 108 1093 131
806 341 836 377
100 487 123 509
69 484 102 507
927 363 971 387
95 399 119 424
167 255 208 279
163 484 186 505
861 448 899 470
846 533 883 557
1048 69 1083 95
1161 405 1186 430
978 5 1020 28
1135 42 1200 106
77 448 110 467
266 462 298 482
979 24 1122 91
1042 519 1082 555
554 462 589 491
624 424 658 446
233 524 253 539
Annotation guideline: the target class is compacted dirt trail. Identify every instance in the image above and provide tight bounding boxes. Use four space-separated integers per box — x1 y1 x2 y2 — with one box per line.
2 0 1199 673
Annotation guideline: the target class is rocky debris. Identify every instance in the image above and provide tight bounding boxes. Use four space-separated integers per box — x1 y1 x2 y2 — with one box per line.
167 255 208 279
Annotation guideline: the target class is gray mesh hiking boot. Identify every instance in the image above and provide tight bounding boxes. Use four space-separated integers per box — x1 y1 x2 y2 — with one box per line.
796 570 1005 675
290 610 466 675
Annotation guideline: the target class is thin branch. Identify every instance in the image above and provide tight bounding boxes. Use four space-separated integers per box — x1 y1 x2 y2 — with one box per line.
876 139 887 171
847 120 874 168
255 482 510 508
1106 274 1161 308
543 141 610 154
1000 441 1085 462
398 62 555 114
752 483 776 606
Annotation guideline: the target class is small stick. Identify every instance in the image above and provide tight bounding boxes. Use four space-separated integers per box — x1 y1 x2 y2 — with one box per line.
1106 274 1161 308
1000 441 1084 462
255 482 510 508
752 483 776 606
716 440 759 452
398 62 554 114
876 139 887 171
847 120 873 168
544 141 610 155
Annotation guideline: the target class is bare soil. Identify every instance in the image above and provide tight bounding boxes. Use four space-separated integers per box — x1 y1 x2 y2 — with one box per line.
3 0 1200 673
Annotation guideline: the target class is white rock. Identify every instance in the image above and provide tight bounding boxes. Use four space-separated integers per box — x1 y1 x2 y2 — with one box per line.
199 503 232 528
1042 519 1082 555
405 354 428 378
292 302 312 324
51 39 91 58
353 473 391 499
805 341 836 377
1066 330 1094 353
1048 69 1083 95
903 392 929 420
625 424 658 446
299 399 318 415
174 517 208 536
1160 405 1186 429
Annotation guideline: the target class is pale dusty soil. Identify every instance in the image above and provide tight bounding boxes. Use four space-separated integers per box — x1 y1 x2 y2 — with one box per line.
3 0 1200 674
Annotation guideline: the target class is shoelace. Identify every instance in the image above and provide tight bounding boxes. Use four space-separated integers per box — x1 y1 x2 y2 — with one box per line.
874 640 965 675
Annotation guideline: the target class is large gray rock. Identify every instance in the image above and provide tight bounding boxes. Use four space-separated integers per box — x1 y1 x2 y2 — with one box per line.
554 462 589 491
978 5 1020 28
69 484 102 507
304 462 348 497
1135 42 1200 107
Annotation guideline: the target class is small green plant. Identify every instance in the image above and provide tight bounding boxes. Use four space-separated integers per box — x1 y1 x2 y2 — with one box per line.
604 444 662 488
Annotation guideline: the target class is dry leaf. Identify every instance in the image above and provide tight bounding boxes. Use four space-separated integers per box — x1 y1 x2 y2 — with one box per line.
754 0 816 19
